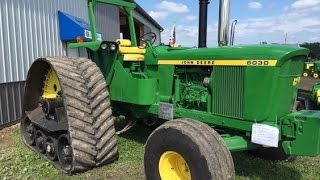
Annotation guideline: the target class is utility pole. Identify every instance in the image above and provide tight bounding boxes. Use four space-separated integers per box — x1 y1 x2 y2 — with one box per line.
285 33 288 44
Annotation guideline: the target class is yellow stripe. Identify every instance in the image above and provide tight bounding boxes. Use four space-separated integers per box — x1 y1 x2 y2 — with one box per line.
116 39 132 47
119 46 146 54
123 54 144 61
157 60 277 66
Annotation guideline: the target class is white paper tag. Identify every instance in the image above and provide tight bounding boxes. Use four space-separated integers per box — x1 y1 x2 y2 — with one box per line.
159 102 173 120
251 124 279 147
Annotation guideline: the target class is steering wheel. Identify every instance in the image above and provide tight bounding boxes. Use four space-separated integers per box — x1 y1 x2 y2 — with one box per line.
139 32 157 48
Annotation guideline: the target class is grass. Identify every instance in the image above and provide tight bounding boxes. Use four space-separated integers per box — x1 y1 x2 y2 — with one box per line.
0 123 319 180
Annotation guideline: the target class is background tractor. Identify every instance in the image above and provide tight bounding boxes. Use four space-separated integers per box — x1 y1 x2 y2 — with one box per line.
302 60 320 78
21 0 320 179
312 61 320 78
298 78 320 110
302 61 314 77
298 61 320 111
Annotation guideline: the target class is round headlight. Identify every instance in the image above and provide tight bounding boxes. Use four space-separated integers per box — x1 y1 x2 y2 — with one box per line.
101 43 108 50
109 43 116 51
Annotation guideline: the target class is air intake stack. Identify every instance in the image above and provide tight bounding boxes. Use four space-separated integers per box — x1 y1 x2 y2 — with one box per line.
198 0 210 48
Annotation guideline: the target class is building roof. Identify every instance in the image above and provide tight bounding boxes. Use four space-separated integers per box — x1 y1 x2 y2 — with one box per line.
127 0 164 31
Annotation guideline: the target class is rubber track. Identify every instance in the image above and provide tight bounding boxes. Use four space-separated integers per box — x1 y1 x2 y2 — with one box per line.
46 57 118 172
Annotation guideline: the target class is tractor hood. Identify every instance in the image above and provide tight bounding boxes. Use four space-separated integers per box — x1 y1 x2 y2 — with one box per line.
156 45 309 66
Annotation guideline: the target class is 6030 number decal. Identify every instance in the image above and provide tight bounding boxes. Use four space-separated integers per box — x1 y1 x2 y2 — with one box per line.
247 60 269 66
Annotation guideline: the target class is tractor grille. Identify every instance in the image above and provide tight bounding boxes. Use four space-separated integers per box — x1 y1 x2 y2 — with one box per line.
212 66 245 119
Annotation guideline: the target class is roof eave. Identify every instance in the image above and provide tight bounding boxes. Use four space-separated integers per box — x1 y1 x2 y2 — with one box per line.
127 0 164 31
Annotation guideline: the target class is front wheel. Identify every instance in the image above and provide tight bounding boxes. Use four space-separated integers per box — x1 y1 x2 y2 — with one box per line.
144 119 235 180
313 72 319 78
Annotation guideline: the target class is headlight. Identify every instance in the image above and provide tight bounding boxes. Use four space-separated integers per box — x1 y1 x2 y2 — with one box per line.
109 43 116 51
101 43 108 50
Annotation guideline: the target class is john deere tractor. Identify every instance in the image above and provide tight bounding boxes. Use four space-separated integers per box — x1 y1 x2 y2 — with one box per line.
302 61 320 78
302 61 314 77
21 0 320 179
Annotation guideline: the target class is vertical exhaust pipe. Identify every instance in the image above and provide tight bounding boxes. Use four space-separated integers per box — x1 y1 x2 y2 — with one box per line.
229 20 237 46
218 0 230 46
198 0 210 48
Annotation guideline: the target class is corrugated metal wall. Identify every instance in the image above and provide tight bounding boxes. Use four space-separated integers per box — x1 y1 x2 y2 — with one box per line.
95 3 120 41
0 0 88 84
0 0 161 126
0 0 89 125
0 81 25 125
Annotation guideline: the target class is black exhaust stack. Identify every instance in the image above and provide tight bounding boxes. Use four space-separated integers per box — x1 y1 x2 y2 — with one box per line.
198 0 210 48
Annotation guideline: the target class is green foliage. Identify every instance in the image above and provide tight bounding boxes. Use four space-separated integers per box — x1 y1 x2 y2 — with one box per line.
0 126 319 180
300 42 320 59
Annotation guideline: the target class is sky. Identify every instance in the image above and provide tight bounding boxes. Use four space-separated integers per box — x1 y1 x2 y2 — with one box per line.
134 0 320 47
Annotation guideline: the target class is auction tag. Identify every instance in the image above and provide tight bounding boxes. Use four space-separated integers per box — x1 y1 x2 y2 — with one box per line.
251 124 279 147
159 102 173 120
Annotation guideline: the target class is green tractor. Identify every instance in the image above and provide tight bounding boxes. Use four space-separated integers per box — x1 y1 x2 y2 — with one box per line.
302 61 314 77
298 80 320 110
312 61 320 78
302 61 320 78
21 0 320 179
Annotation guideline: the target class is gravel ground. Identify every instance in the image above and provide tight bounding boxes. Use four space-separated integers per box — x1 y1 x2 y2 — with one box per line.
0 124 20 148
299 77 320 91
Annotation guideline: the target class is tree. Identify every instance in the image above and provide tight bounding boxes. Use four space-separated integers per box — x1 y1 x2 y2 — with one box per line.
300 42 320 60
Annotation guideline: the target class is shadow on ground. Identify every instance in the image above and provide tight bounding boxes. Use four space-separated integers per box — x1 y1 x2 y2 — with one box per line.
233 152 302 180
117 122 153 144
116 120 303 180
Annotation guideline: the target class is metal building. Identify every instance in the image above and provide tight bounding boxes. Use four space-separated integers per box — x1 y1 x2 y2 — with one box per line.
0 0 163 126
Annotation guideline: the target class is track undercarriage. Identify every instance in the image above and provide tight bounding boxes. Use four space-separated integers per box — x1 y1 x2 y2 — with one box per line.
21 57 118 173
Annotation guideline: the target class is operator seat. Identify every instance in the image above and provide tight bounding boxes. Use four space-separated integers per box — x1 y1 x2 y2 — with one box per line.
116 39 146 61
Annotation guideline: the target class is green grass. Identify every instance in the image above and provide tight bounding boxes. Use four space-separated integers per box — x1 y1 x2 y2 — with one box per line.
0 124 319 180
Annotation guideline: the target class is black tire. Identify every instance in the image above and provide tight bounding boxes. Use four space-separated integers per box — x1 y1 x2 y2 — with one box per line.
292 100 305 112
144 119 235 180
45 136 58 161
21 117 36 145
313 72 319 79
302 71 309 77
22 57 118 173
57 134 72 171
35 130 47 153
141 117 161 130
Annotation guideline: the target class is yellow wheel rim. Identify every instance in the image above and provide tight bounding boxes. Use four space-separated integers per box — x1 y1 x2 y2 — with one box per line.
159 151 191 180
314 73 319 78
42 68 61 99
303 72 308 77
